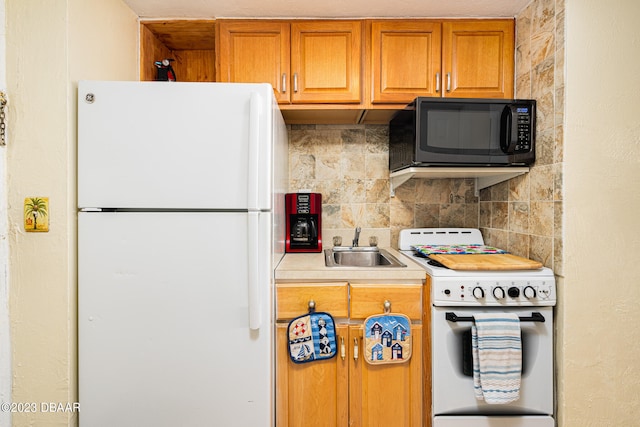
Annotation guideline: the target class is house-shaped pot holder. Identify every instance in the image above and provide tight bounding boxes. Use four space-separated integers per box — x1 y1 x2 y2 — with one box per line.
288 312 337 364
363 313 412 365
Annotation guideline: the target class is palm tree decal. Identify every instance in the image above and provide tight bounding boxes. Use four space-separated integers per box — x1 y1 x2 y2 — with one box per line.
24 197 48 230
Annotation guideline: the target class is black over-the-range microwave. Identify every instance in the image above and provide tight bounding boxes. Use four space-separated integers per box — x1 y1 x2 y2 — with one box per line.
389 97 536 171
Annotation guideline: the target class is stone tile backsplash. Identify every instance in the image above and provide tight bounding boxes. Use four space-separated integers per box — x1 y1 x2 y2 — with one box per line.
289 125 389 228
288 124 481 249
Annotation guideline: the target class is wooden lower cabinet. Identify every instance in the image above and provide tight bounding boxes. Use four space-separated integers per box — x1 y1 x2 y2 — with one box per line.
276 283 423 426
276 324 423 427
350 324 423 427
276 323 349 427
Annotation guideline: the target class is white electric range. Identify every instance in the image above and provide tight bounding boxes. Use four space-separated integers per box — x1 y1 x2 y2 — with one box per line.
398 228 557 427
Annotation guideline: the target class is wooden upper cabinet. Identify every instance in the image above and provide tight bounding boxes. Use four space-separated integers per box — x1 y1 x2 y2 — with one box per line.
442 20 514 98
140 20 216 82
217 20 362 105
369 21 442 104
290 21 362 104
367 19 514 107
216 21 290 103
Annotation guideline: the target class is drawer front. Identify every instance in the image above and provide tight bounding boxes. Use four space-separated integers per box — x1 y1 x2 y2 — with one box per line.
350 284 422 320
276 282 349 320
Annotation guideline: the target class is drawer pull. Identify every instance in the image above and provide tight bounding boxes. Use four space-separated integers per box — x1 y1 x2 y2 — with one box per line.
384 300 391 313
308 300 316 313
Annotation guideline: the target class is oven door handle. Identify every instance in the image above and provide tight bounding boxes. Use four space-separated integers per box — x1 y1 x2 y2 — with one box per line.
445 311 546 323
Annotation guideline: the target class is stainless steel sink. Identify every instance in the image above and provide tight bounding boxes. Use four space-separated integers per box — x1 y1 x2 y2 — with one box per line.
324 247 407 268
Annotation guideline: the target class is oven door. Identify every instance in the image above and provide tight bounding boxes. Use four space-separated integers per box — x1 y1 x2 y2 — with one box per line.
432 306 554 416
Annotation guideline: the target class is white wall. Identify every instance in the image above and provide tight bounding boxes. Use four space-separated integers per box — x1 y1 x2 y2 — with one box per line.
561 0 640 425
5 0 137 425
0 0 11 425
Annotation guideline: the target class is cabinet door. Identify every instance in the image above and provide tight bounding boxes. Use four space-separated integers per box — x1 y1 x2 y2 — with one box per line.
349 324 423 427
370 21 442 104
217 21 291 103
442 20 514 99
276 323 349 427
290 21 362 104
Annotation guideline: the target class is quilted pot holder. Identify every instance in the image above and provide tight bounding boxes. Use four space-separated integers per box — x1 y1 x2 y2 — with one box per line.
288 312 337 364
363 313 412 365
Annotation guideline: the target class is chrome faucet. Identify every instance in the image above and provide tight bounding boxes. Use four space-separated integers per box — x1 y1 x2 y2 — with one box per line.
352 227 361 247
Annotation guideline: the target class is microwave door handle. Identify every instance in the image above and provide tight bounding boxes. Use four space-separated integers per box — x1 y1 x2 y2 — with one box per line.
500 105 515 153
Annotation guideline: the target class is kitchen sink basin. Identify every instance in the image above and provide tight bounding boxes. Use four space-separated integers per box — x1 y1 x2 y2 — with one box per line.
324 247 407 268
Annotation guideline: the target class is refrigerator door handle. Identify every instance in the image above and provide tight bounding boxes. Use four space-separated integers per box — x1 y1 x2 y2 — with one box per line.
247 92 262 211
247 211 262 330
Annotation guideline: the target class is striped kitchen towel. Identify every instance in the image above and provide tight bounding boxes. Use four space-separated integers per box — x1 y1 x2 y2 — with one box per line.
472 313 522 404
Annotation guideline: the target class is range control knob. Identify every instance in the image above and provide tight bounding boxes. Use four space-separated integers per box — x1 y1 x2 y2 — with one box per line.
493 286 506 299
523 286 537 299
508 287 521 298
472 287 485 299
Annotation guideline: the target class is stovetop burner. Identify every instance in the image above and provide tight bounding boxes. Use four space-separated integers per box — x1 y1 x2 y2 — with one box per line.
411 248 449 268
427 259 448 268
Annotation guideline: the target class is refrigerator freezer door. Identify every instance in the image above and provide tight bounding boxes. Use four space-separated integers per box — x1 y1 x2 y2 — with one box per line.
78 211 273 427
78 81 274 210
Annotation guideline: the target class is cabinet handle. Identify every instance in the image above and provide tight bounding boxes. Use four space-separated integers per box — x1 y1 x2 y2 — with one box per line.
340 336 346 360
446 72 451 92
293 73 298 93
281 73 287 93
436 73 441 92
353 337 359 361
384 300 391 313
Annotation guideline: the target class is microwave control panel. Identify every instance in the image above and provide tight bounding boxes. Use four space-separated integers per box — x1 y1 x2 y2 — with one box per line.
501 102 536 156
514 106 532 152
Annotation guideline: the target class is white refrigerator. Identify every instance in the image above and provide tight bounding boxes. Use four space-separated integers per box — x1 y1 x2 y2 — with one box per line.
77 81 288 427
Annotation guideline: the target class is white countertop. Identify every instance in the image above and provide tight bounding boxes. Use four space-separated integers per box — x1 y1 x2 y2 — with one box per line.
275 247 426 283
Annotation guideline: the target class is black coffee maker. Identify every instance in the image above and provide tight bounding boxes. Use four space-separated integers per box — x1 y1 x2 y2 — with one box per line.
285 193 322 253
